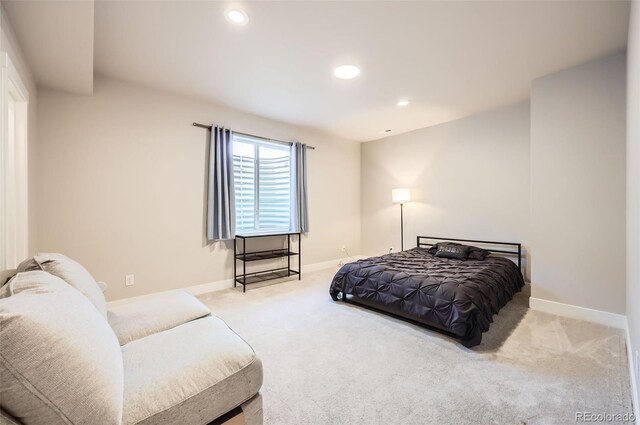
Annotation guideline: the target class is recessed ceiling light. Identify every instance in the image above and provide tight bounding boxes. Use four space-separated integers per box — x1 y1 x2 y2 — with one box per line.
334 65 360 80
397 99 410 107
226 8 248 25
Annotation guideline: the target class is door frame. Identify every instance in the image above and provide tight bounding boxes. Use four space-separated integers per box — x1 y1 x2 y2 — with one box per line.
1 52 29 271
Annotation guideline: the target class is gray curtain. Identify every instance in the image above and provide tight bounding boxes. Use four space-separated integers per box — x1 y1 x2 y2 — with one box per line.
291 142 309 232
207 127 235 241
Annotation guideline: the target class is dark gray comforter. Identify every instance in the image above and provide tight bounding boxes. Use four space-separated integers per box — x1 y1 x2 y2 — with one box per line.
329 247 524 347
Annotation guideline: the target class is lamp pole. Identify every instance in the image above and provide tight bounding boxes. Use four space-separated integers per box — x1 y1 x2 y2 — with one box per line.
400 202 404 251
391 188 410 253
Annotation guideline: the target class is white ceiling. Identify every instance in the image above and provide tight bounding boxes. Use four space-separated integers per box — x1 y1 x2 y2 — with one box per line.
2 0 94 95
4 1 631 141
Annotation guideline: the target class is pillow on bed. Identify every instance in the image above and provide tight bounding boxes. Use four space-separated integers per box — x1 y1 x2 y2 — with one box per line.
434 244 470 260
428 242 462 255
428 243 492 260
467 246 492 260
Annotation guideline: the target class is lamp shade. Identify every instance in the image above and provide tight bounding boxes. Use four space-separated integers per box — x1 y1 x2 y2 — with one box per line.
392 188 411 204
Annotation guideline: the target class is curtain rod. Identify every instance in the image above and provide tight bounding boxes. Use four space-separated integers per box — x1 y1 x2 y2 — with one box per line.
193 122 316 150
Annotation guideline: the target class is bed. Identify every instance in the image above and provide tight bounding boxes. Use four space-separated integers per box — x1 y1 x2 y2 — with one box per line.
329 236 525 347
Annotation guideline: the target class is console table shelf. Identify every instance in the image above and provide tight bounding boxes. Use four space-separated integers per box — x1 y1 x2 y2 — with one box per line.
234 268 299 285
234 232 301 292
235 248 299 262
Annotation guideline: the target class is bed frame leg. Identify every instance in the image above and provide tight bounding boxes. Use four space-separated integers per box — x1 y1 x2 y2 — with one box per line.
517 244 522 275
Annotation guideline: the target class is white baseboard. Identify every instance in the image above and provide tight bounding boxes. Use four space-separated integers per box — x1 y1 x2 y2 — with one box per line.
184 278 235 296
302 255 366 273
107 255 361 308
627 323 640 421
529 297 627 329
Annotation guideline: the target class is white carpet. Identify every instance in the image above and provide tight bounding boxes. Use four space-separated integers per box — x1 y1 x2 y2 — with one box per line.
199 268 634 425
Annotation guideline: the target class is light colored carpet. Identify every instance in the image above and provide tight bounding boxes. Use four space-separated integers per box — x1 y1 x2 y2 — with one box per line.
199 268 634 425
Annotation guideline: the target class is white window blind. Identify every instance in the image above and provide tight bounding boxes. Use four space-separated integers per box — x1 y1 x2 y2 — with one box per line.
233 134 291 233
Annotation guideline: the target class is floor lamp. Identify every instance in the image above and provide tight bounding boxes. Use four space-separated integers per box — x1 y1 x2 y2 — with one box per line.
392 188 411 251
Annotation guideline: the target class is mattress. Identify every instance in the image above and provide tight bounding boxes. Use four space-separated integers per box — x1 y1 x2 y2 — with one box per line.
329 247 524 347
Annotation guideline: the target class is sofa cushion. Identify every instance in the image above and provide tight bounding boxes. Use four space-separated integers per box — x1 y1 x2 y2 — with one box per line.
17 253 107 317
108 291 211 345
122 316 263 425
0 271 124 425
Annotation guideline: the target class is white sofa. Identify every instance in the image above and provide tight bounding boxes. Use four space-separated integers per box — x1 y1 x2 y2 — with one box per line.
0 254 263 425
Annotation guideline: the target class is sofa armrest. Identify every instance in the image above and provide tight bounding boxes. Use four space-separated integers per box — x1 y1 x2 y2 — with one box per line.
108 291 210 345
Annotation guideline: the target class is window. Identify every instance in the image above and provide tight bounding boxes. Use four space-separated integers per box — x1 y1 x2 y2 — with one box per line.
233 134 292 234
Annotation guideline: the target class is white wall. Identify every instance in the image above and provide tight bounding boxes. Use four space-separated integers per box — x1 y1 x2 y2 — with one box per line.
0 5 37 281
530 53 626 315
35 76 361 300
626 0 640 413
360 101 531 276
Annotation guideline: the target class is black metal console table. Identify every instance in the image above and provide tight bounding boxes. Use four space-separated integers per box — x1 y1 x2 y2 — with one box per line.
234 232 301 292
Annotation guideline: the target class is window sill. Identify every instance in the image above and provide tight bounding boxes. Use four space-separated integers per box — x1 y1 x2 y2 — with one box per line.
235 230 299 238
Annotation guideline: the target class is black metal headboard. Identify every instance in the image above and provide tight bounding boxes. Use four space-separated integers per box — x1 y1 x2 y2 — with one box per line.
416 236 522 270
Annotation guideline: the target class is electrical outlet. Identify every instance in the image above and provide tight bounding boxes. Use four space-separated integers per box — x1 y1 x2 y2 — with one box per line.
341 245 346 252
635 350 639 379
389 246 394 253
125 274 135 287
